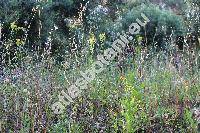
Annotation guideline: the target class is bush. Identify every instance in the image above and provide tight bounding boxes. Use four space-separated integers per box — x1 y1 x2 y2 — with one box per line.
120 4 186 48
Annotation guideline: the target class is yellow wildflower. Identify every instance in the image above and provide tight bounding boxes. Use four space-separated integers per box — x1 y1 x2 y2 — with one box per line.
11 22 17 30
125 85 132 92
137 35 143 42
16 27 25 31
99 33 106 42
89 33 96 52
131 96 135 104
89 33 96 46
16 39 24 46
120 75 126 81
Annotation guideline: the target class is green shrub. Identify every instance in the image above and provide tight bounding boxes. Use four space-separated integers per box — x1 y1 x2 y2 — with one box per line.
118 3 186 49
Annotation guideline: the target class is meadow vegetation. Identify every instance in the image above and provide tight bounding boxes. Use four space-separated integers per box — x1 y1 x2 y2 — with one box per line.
0 0 199 132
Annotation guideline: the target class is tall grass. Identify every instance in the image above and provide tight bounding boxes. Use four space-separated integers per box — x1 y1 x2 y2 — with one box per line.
0 45 199 132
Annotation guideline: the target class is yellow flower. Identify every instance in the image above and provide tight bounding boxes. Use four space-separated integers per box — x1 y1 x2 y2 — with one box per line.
89 33 96 52
89 33 96 46
10 22 25 31
137 35 143 42
16 27 25 31
11 22 17 30
120 75 126 81
99 33 106 42
125 85 132 92
114 112 118 117
16 39 24 46
131 96 135 103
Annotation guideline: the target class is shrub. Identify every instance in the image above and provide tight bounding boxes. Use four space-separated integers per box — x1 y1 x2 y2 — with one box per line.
120 4 186 48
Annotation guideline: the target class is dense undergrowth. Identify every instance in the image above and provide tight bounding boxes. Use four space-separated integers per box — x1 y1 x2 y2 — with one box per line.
0 0 200 132
0 46 199 132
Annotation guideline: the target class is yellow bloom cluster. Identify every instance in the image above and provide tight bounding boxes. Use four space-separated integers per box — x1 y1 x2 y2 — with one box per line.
16 39 25 46
136 35 143 42
89 33 96 46
89 33 96 52
99 33 106 43
10 22 25 31
120 75 126 81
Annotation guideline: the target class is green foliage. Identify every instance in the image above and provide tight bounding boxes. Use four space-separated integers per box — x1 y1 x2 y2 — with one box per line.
121 3 186 35
0 0 199 132
183 108 198 130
